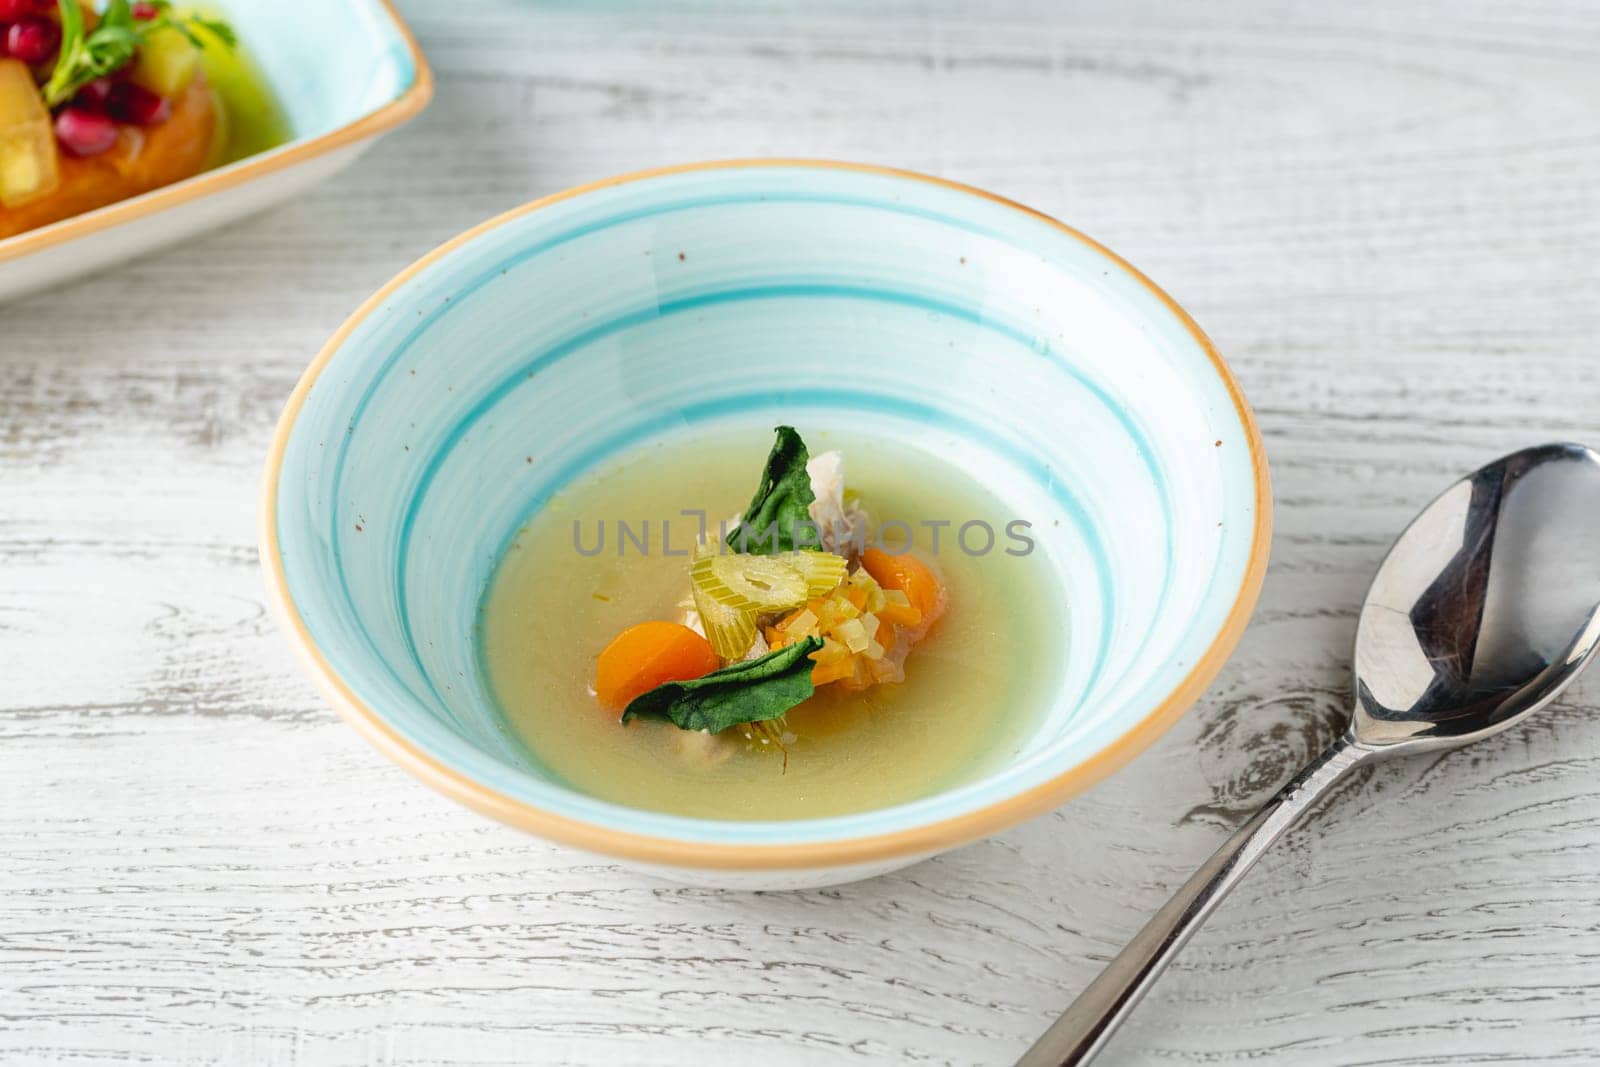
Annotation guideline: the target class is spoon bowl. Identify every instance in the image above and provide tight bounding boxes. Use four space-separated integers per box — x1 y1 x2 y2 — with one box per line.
1353 442 1600 752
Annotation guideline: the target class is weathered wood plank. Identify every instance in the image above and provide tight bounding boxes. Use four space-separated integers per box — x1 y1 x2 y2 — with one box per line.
3 0 1598 1063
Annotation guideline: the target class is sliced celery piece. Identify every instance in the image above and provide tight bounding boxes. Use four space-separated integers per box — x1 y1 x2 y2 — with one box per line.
783 608 820 639
690 552 808 612
782 550 849 596
693 585 758 660
835 617 871 654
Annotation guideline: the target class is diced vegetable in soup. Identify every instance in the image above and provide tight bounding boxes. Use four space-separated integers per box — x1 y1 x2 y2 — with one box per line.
479 427 1057 820
0 1 288 239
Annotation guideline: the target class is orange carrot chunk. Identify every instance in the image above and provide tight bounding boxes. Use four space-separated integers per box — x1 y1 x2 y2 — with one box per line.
810 656 857 686
860 547 945 624
595 621 720 711
875 599 922 628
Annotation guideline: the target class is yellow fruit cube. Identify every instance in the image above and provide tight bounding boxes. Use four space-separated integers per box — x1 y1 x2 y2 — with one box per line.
0 58 57 208
132 26 202 98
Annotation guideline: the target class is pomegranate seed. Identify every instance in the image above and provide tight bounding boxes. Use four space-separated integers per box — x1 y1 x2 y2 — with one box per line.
131 1 159 17
5 15 58 64
0 0 29 21
106 81 170 126
55 107 118 157
73 77 114 111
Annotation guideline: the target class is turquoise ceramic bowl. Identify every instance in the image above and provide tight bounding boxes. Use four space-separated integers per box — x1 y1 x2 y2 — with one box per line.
262 161 1270 889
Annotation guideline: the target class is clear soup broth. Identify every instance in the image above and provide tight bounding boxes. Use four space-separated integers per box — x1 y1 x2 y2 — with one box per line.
479 428 1058 820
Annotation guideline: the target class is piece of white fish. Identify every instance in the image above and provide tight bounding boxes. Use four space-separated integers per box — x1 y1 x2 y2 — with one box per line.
805 450 868 557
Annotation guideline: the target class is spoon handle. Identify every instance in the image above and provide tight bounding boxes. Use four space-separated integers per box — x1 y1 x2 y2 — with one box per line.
1017 734 1371 1066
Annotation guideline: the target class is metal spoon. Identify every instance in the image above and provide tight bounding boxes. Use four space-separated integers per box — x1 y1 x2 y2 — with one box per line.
1019 441 1600 1066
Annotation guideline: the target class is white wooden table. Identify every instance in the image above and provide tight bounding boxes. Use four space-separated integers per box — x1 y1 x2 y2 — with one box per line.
5 2 1599 1063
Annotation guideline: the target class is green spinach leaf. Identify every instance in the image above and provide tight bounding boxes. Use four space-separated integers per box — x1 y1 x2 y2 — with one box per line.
622 636 824 733
725 426 818 554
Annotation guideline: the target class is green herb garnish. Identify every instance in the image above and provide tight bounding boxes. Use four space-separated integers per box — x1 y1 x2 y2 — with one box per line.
43 0 236 109
725 425 818 555
621 636 824 733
